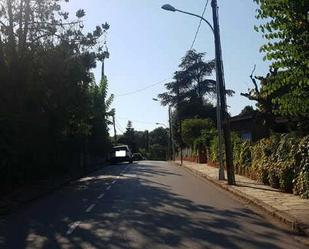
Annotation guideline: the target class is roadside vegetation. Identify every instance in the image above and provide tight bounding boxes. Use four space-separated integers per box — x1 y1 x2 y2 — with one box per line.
0 0 112 193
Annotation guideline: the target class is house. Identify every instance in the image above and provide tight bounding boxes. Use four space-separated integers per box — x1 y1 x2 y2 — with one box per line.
229 114 269 142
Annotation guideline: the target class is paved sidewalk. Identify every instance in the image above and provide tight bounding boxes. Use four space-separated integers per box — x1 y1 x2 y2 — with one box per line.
175 160 309 237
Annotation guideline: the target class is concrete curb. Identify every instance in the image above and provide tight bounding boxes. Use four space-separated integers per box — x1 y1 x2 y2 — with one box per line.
174 161 309 237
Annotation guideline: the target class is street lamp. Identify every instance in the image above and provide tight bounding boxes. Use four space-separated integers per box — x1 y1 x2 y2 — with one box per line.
153 98 175 161
161 1 236 184
156 122 168 128
162 4 214 33
155 122 171 161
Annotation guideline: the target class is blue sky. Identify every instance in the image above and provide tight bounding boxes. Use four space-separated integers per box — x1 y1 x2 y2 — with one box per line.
65 0 269 133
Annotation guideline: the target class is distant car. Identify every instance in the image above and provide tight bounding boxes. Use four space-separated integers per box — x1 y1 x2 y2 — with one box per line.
132 153 144 161
109 145 133 164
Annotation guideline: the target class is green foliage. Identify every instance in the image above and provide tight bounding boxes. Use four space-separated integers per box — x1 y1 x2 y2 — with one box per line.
239 106 256 116
158 50 218 148
117 126 168 160
158 50 216 107
148 127 169 160
254 0 309 117
182 119 214 149
240 142 252 169
149 144 167 161
273 134 299 192
149 127 169 147
210 132 309 198
118 121 137 152
293 136 309 198
251 136 279 184
196 128 217 148
209 135 221 163
0 0 111 192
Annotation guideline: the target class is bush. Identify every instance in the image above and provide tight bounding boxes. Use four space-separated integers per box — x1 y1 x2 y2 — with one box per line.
274 134 299 192
232 134 252 176
293 136 309 198
251 135 279 185
209 132 308 198
210 135 223 163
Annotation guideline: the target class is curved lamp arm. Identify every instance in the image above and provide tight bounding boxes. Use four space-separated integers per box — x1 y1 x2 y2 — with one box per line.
162 4 214 34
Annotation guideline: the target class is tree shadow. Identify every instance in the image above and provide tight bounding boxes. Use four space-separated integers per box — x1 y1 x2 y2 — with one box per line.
236 182 281 193
0 162 306 249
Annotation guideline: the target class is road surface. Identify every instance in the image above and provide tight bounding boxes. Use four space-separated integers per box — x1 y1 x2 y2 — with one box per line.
0 161 307 249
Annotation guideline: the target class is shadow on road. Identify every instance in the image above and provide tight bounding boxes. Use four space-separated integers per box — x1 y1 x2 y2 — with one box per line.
0 162 305 249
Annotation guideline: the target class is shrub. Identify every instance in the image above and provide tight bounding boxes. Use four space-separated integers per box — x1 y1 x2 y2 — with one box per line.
274 134 299 192
210 135 219 163
239 141 252 176
232 133 242 173
209 131 309 198
251 139 271 184
268 166 280 189
293 136 309 198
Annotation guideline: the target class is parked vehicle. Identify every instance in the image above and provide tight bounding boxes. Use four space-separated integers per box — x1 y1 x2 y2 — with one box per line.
109 145 133 164
132 153 144 161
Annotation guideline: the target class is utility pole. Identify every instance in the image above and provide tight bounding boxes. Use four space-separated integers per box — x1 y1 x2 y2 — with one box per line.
100 49 109 80
112 113 117 144
145 130 149 153
211 0 235 185
169 106 175 160
179 119 183 165
175 84 183 165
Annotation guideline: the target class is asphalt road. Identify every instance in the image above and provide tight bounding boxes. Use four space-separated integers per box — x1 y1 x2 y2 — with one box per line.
0 161 307 249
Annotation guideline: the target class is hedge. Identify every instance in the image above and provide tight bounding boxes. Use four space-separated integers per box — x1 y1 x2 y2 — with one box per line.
209 133 309 198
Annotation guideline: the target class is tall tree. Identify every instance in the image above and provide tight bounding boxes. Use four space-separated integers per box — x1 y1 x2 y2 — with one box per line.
149 127 169 161
254 0 309 117
158 50 218 148
158 50 216 108
0 0 111 191
118 121 137 152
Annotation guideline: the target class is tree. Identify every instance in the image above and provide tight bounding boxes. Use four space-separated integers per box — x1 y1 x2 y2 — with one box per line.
149 127 168 147
118 121 137 152
182 119 214 149
241 66 308 134
88 76 114 156
239 106 256 116
149 127 169 160
0 0 111 192
254 0 309 117
158 50 218 149
158 50 216 108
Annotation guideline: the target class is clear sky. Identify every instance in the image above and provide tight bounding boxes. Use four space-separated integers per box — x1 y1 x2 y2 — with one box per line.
65 0 269 134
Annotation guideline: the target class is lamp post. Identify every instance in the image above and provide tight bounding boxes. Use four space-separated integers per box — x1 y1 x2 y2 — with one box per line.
153 98 175 161
155 122 171 161
162 1 235 184
155 122 168 128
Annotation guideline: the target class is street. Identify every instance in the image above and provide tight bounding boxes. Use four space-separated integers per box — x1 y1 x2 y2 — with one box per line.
0 161 307 249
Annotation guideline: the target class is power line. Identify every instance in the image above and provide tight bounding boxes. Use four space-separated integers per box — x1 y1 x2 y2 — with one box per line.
114 78 170 98
115 122 125 134
190 0 209 50
115 118 125 133
117 116 158 125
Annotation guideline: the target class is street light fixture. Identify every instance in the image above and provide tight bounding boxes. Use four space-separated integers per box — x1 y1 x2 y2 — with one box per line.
156 122 168 128
161 1 236 184
161 4 176 12
161 4 214 33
